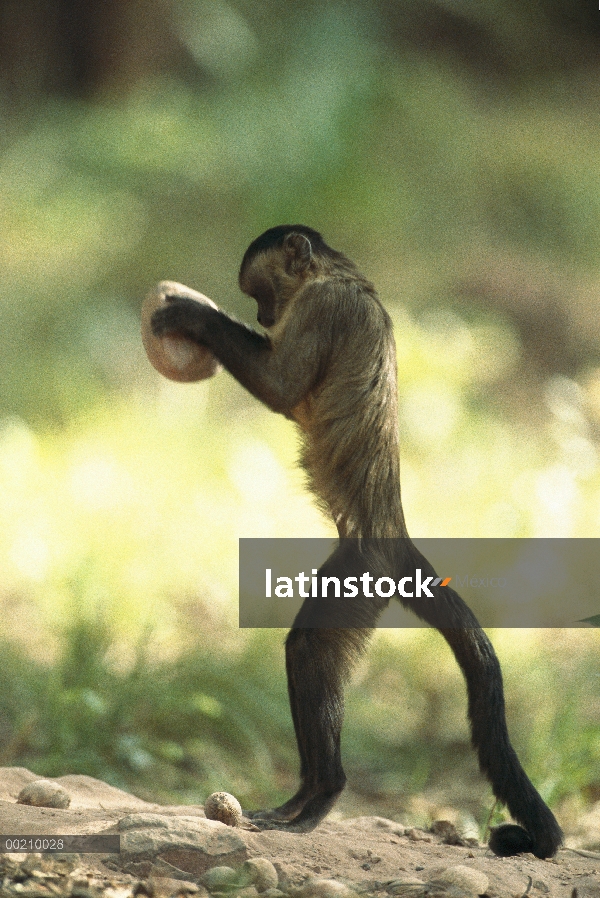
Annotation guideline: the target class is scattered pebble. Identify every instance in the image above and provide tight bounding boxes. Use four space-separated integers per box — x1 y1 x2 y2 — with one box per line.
204 793 243 827
295 880 358 898
17 781 71 810
387 878 427 896
240 859 278 893
430 820 463 846
428 864 489 897
200 866 240 892
406 829 432 844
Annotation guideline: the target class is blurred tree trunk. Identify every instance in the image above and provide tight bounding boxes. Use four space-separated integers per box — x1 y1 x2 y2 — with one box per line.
0 0 178 106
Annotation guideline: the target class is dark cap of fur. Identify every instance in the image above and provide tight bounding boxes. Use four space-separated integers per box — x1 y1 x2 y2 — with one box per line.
239 225 343 275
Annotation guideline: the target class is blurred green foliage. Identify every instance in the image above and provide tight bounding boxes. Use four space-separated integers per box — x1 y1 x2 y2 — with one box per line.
0 614 598 836
0 0 599 829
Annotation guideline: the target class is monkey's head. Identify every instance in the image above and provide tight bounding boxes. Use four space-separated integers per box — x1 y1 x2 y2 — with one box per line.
239 225 346 329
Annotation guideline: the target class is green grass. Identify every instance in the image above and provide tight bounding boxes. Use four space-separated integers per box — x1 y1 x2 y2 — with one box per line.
0 608 597 837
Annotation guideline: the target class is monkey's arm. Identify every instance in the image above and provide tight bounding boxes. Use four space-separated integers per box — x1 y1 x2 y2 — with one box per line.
151 296 320 414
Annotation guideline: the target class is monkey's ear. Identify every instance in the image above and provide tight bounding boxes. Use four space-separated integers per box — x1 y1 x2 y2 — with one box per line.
282 232 312 274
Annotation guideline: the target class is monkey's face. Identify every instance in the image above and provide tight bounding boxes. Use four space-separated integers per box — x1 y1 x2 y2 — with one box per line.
238 231 318 331
253 279 278 329
238 264 277 328
239 251 305 331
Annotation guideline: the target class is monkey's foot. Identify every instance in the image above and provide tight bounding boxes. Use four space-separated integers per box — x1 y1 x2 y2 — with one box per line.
248 816 319 834
248 806 305 829
249 789 341 832
249 787 315 825
249 809 294 824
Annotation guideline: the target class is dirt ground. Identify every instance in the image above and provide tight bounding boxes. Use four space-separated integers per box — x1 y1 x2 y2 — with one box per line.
0 768 599 898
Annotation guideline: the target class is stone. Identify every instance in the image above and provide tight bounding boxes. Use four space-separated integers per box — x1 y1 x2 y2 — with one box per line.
239 859 278 893
200 866 239 891
297 880 358 898
149 878 201 897
141 283 221 384
428 865 489 897
113 815 248 879
431 821 462 845
204 794 243 828
406 829 431 844
387 880 427 897
572 876 600 898
16 781 71 810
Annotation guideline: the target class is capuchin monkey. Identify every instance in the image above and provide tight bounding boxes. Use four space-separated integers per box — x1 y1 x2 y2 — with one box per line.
151 225 563 859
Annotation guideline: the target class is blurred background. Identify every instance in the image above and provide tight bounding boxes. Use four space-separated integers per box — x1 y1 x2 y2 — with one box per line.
0 0 599 842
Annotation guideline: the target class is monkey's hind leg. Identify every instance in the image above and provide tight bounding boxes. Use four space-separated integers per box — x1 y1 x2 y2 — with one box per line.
250 541 387 831
251 625 370 831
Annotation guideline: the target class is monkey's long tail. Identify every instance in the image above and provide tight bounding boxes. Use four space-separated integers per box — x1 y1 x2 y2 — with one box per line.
390 545 563 859
440 614 563 859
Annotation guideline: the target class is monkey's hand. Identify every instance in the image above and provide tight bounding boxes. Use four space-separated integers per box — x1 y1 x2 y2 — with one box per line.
151 295 215 345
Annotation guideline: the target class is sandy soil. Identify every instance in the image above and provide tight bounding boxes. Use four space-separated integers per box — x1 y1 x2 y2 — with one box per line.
0 768 599 897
